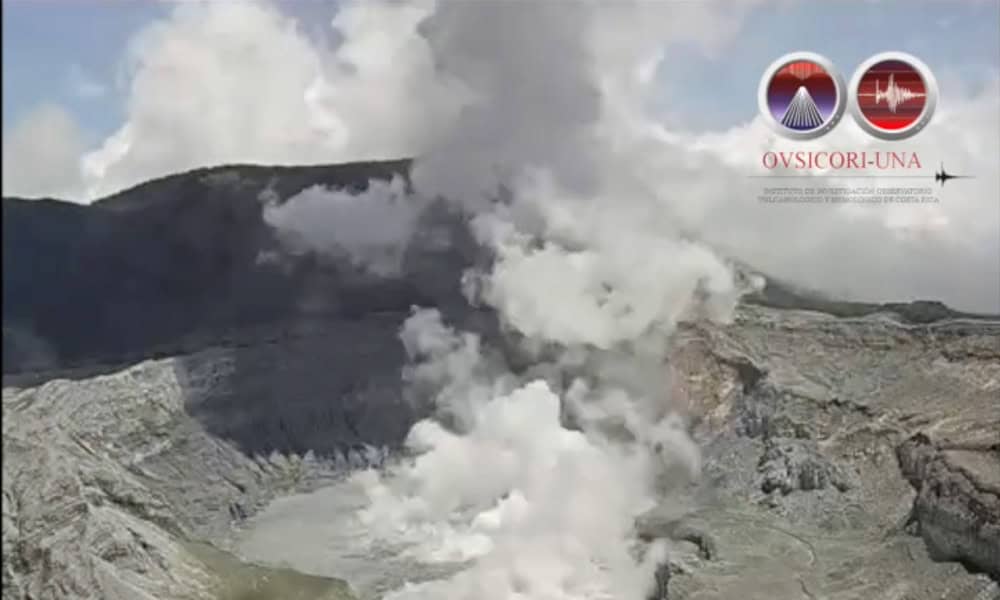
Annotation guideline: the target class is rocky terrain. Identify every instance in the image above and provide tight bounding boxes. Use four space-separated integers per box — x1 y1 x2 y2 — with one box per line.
2 359 355 600
3 161 998 599
654 306 1000 599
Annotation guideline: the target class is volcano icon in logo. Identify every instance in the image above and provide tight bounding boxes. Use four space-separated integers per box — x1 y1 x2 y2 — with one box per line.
782 86 825 129
759 52 846 140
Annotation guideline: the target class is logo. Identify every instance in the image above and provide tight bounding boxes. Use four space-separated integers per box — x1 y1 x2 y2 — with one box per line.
753 52 968 189
849 52 938 140
934 163 973 187
758 52 846 140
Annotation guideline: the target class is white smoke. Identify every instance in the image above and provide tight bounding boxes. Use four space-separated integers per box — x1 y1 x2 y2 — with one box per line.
262 175 426 277
337 3 750 598
1 104 89 200
75 0 455 200
621 75 1000 313
356 310 695 599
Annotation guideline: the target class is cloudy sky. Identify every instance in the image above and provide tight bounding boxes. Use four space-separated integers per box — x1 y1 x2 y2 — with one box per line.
4 1 998 140
2 0 998 311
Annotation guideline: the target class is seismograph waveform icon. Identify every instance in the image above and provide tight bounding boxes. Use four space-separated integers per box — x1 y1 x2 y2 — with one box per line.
780 86 825 130
859 73 926 114
851 55 935 138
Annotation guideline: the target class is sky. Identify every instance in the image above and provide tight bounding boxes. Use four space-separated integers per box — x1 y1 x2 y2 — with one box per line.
654 0 1000 130
1 0 346 142
2 1 167 143
4 0 997 140
1 0 998 312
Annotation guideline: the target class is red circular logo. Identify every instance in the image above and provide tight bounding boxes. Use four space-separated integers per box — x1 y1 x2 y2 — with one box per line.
855 58 930 133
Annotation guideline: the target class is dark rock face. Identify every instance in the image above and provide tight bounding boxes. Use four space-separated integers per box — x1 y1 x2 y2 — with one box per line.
3 160 491 459
3 160 430 373
744 280 998 323
897 433 1000 580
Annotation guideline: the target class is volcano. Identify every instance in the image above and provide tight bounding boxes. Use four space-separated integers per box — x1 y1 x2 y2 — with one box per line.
780 85 825 130
3 161 998 600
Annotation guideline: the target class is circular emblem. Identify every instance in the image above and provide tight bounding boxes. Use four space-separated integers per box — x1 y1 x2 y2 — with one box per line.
758 52 846 140
850 52 937 140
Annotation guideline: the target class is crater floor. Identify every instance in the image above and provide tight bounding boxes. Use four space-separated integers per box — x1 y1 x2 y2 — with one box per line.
3 303 998 599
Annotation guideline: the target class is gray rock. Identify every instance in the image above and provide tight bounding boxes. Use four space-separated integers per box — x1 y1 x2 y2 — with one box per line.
4 162 1000 599
2 359 355 600
662 305 1000 598
5 301 999 600
897 433 1000 580
757 439 854 496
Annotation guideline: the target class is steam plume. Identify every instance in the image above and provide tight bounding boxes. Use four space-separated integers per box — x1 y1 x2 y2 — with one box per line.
342 3 747 598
